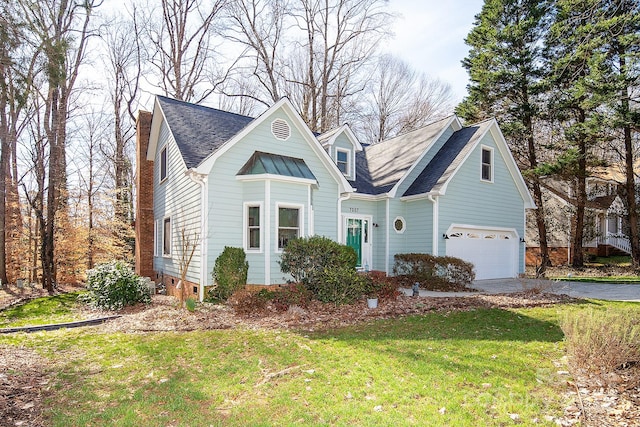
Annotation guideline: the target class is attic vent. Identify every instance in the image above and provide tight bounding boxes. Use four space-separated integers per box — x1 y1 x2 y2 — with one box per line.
271 119 291 141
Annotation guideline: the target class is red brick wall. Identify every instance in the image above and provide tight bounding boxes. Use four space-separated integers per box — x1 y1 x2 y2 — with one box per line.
135 111 155 279
526 246 599 266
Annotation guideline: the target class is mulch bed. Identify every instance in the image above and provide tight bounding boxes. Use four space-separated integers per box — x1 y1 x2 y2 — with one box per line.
1 284 638 426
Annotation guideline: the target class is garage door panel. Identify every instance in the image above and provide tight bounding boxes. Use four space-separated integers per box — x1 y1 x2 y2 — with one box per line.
445 227 518 280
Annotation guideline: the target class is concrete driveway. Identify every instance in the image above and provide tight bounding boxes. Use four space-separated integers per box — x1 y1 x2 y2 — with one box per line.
401 278 640 302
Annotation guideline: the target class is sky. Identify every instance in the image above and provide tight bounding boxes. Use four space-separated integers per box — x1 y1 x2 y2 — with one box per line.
382 0 485 103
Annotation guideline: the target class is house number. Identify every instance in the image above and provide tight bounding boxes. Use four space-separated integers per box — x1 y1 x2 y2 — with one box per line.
349 207 359 213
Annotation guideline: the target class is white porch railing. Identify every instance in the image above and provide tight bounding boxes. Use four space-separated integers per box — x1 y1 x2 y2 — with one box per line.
598 233 632 254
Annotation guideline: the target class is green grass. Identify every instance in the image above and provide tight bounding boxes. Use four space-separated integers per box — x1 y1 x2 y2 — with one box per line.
3 294 637 426
0 304 593 426
550 276 640 283
0 292 83 328
587 255 632 266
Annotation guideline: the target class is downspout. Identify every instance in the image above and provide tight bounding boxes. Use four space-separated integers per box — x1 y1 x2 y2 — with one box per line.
187 170 208 302
338 193 350 242
428 194 439 255
385 197 390 274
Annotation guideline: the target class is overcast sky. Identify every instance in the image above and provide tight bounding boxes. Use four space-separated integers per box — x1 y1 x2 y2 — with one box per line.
383 0 485 103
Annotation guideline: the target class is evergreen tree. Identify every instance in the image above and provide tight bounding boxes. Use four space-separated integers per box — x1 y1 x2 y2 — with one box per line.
596 0 640 266
544 0 613 267
457 0 553 273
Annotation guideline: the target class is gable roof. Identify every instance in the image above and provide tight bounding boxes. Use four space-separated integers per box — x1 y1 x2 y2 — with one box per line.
403 120 493 196
150 95 254 168
350 116 455 194
317 124 364 151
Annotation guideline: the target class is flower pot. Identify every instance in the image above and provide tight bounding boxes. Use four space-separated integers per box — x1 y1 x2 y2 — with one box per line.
367 297 378 309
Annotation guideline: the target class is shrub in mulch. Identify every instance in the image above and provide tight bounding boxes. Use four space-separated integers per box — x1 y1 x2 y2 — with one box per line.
361 270 401 301
228 283 313 316
393 253 476 291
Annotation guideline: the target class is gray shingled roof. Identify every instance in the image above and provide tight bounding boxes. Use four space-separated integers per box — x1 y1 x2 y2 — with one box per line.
157 95 255 169
350 116 453 194
403 120 493 197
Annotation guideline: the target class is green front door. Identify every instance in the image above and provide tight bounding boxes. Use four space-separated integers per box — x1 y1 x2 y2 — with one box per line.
346 218 363 268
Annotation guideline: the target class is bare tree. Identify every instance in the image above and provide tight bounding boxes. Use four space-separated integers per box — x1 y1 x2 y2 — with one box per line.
19 0 101 290
288 0 394 132
145 0 227 103
357 55 454 143
101 8 143 226
222 0 288 106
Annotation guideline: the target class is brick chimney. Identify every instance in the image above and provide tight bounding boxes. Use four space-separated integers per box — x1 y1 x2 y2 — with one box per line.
135 110 155 279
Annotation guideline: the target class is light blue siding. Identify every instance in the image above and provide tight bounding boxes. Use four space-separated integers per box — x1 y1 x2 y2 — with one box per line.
153 121 202 284
437 133 526 271
205 109 342 285
332 134 356 180
404 199 433 254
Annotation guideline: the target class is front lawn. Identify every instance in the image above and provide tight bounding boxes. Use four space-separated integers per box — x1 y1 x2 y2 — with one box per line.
1 304 583 426
0 292 83 328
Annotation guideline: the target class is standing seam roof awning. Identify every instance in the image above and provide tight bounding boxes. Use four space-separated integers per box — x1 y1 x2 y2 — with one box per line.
237 151 317 181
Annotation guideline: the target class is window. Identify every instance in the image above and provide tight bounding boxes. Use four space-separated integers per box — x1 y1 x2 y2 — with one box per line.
393 216 406 234
336 149 349 175
160 145 168 182
278 207 300 249
246 205 261 250
481 147 493 182
163 216 171 256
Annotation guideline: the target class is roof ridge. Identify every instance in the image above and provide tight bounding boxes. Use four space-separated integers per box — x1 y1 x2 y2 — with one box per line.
373 114 455 146
157 94 256 121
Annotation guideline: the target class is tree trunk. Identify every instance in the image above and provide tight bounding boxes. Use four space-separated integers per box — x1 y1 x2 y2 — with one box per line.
571 112 587 268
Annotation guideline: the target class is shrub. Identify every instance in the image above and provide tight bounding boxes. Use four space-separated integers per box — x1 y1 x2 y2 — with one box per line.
185 297 197 313
207 247 249 302
82 260 151 310
279 236 363 305
272 283 312 311
228 289 272 316
393 253 475 290
362 271 400 301
560 308 640 384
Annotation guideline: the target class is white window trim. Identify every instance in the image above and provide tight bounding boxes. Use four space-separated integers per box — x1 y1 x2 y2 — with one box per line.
336 148 350 177
393 216 406 234
243 202 264 253
160 145 168 183
481 145 494 183
275 202 305 253
162 215 172 257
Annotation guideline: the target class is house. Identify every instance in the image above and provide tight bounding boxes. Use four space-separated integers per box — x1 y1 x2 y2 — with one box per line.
135 95 535 300
525 170 630 267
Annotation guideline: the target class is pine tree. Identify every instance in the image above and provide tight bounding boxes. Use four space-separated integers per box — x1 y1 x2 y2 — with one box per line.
544 0 613 267
457 0 553 273
596 0 640 266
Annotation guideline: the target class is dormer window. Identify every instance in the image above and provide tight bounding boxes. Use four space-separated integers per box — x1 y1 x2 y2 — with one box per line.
336 149 350 175
481 146 493 182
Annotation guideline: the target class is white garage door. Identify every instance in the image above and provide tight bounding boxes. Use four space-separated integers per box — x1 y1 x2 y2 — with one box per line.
445 226 519 280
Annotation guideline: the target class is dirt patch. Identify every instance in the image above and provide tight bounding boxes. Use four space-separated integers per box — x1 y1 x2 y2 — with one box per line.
0 346 50 427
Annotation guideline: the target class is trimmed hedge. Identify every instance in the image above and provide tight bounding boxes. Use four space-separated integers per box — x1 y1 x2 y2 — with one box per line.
393 253 475 290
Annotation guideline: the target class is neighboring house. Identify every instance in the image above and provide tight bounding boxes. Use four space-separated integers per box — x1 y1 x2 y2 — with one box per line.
135 95 535 300
525 172 630 267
